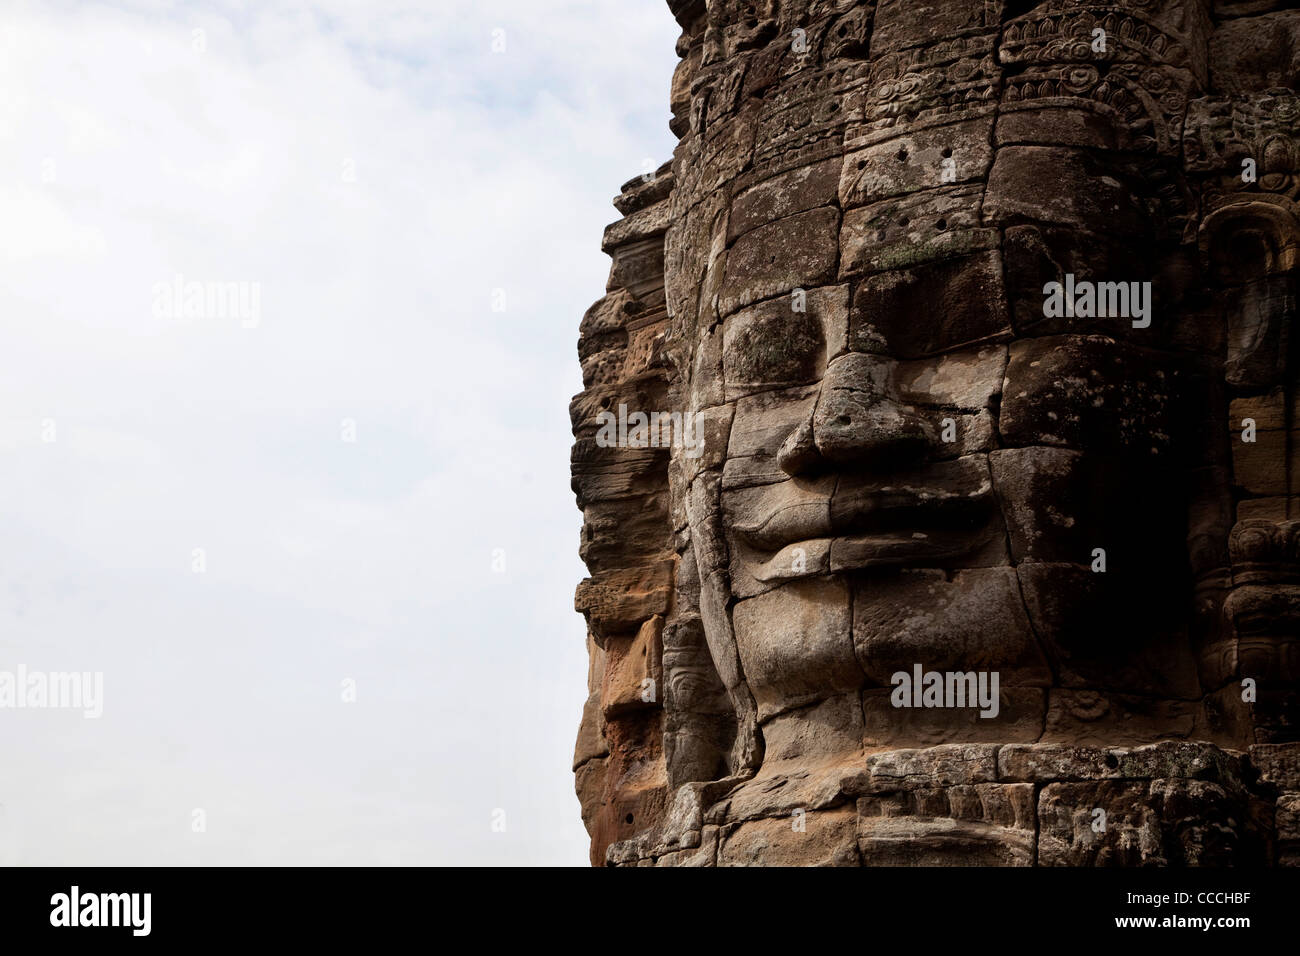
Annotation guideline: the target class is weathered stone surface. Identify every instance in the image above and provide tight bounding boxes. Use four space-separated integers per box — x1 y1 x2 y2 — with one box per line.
1252 743 1300 789
574 758 607 842
722 285 847 399
858 816 1035 866
719 807 860 866
869 0 1002 55
719 763 852 824
722 473 834 551
1018 563 1202 698
760 693 864 764
1231 392 1300 496
860 782 1035 827
652 826 718 867
852 568 1051 687
602 199 672 253
601 616 664 719
840 186 998 277
727 158 841 242
574 561 673 639
723 388 816 491
845 745 999 794
984 147 1148 237
573 691 608 770
570 0 1300 866
858 782 1036 865
812 353 934 464
894 347 1007 411
1276 792 1300 865
732 577 862 719
613 165 674 216
1210 10 1300 93
860 687 1047 748
1038 779 1247 866
579 496 669 570
718 207 840 318
999 336 1177 455
607 236 666 298
995 107 1120 151
997 742 1247 785
849 250 1011 358
839 117 996 208
989 446 1088 563
1000 224 1154 338
1042 691 1200 748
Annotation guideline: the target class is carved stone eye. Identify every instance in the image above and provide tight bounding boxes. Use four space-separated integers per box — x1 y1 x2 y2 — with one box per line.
724 308 825 388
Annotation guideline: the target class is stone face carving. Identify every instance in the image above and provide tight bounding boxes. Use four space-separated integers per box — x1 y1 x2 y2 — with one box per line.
572 0 1300 865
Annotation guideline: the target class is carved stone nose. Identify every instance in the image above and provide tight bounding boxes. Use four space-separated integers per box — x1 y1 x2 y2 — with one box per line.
779 353 933 475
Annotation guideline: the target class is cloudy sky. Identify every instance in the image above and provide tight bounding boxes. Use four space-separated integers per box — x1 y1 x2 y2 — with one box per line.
0 0 681 865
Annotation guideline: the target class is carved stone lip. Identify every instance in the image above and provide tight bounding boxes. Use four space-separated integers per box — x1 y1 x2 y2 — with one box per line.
732 479 995 553
752 530 985 583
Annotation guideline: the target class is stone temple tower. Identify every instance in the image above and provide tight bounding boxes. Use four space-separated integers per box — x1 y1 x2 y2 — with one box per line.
571 0 1300 866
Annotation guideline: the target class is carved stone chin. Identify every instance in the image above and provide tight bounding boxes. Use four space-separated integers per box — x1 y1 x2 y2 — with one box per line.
572 0 1300 866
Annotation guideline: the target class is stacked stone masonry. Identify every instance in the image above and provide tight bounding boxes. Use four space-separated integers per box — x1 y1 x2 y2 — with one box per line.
572 0 1300 866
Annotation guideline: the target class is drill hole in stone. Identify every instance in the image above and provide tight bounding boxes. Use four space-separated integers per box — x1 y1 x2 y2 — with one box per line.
1104 754 1119 770
935 218 947 231
940 146 953 158
625 813 635 824
857 159 866 170
896 147 908 162
898 216 910 227
835 415 851 426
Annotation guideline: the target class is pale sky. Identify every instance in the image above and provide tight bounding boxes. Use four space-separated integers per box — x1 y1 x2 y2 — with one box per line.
0 0 681 865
